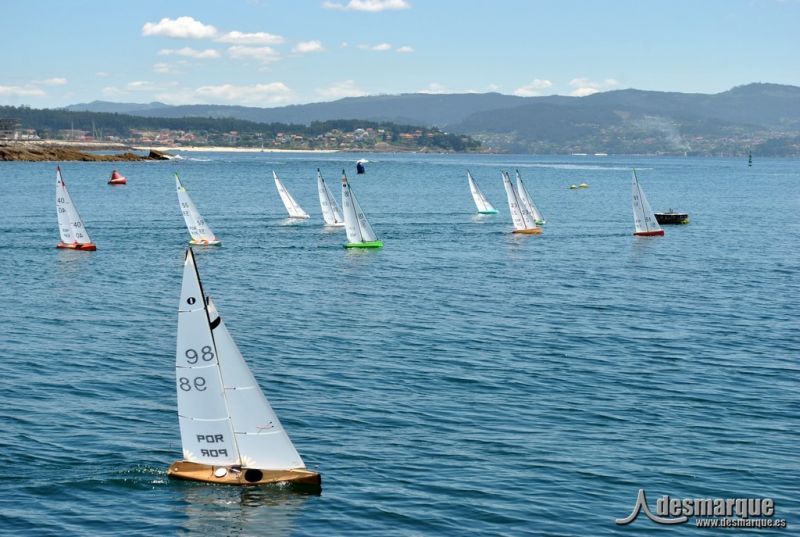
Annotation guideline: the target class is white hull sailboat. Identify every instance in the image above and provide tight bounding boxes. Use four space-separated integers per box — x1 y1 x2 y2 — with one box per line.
631 169 664 237
515 170 545 225
273 171 310 219
55 167 96 251
316 169 345 227
341 170 382 248
467 170 498 214
502 171 542 235
168 249 321 488
176 174 221 246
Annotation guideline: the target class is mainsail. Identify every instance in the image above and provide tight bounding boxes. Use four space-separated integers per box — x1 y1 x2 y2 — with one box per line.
515 170 545 224
176 249 306 470
175 174 219 244
467 170 497 214
316 169 345 226
341 170 381 247
631 169 664 236
56 167 94 248
273 171 310 219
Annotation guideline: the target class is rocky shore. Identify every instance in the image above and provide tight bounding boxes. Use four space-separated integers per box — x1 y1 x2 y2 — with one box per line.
0 142 172 162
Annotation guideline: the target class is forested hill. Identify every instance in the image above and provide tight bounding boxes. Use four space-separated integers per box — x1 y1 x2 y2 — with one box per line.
63 83 800 155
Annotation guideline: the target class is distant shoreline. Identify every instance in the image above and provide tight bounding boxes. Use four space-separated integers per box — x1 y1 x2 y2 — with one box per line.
133 145 340 154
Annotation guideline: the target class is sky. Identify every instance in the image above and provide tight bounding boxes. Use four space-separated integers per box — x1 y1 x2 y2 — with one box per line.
1 0 798 109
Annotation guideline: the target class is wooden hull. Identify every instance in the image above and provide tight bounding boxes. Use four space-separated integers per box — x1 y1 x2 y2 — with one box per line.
57 242 97 251
512 228 543 235
167 461 321 489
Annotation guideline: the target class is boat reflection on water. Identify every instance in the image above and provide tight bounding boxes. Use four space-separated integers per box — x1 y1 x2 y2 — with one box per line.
177 484 315 536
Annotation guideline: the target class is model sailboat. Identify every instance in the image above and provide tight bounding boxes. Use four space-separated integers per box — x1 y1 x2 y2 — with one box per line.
631 169 664 236
502 171 542 234
467 170 498 214
514 170 545 225
168 249 321 488
273 171 310 219
316 169 345 227
341 170 383 248
176 174 221 246
55 167 96 250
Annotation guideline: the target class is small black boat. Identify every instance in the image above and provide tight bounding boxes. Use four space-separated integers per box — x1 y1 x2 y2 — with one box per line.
654 210 689 225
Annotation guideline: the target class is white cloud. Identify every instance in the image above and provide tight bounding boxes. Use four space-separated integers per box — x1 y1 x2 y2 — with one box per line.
227 45 281 62
569 77 619 97
316 80 367 99
323 0 410 11
142 16 218 39
216 30 284 45
396 45 413 53
194 82 293 105
293 40 324 53
487 83 501 92
357 42 392 51
153 62 175 74
158 47 221 59
418 82 448 94
512 79 552 97
0 85 46 97
39 77 68 86
95 71 111 78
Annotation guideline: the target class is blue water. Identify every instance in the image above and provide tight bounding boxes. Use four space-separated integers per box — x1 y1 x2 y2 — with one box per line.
0 153 798 535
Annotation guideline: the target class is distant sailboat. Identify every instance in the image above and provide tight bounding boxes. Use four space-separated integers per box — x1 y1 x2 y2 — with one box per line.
467 170 498 214
341 170 383 248
514 169 545 225
502 171 541 234
176 174 221 246
273 171 310 219
316 169 345 227
55 167 97 250
167 248 321 488
631 169 664 237
108 170 127 185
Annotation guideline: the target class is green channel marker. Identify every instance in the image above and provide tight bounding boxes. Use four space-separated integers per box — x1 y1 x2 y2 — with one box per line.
344 241 384 249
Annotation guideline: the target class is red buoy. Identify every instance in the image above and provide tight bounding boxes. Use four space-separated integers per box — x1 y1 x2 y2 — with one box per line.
108 170 127 185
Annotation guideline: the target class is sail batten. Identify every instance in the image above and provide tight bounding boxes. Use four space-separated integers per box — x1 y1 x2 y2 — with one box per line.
274 171 310 219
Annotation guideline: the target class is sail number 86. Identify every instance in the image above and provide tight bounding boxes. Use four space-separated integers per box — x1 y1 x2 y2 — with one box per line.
185 346 215 364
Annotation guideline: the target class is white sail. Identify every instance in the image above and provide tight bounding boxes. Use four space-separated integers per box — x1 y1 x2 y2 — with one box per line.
55 167 92 245
273 171 310 219
175 174 217 243
631 170 662 234
515 170 545 224
176 250 305 470
316 170 345 226
502 172 537 230
467 171 496 213
341 172 378 243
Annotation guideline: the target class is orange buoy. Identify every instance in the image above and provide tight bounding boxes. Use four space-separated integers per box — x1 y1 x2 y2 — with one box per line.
108 170 127 185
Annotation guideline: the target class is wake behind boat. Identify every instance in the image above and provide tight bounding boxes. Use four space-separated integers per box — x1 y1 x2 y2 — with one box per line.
341 170 382 248
167 249 320 489
317 169 345 227
273 171 310 219
502 171 542 235
175 174 221 246
467 170 498 214
55 167 96 251
631 169 664 237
